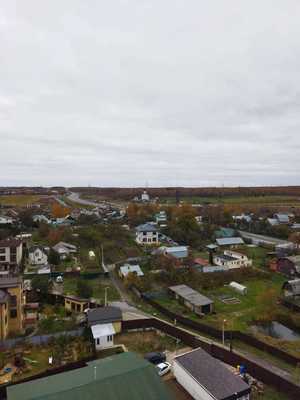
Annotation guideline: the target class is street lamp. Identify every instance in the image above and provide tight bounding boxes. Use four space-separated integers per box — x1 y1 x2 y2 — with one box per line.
222 319 227 346
104 287 109 307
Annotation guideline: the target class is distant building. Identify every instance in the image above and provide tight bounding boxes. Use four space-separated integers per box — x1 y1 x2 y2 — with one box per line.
275 256 300 277
169 284 213 315
52 242 77 260
274 213 290 224
141 190 150 202
215 227 236 239
0 277 25 339
33 214 51 224
213 250 252 269
159 246 188 259
0 238 23 275
216 237 244 247
155 211 167 226
173 348 250 400
282 279 300 299
135 223 160 245
0 216 13 225
119 264 144 279
64 295 90 313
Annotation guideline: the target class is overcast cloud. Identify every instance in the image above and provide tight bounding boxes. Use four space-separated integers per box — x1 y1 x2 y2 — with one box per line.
1 1 300 187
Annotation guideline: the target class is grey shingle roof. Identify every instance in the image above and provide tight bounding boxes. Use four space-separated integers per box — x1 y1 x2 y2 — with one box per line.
175 348 250 400
136 223 159 233
87 306 122 326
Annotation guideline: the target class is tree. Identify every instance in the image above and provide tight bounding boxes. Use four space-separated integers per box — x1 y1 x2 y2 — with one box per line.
77 280 93 299
51 203 71 218
48 249 60 265
32 276 49 297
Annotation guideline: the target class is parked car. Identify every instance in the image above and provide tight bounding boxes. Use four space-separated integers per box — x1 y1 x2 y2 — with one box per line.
144 352 166 365
156 362 171 377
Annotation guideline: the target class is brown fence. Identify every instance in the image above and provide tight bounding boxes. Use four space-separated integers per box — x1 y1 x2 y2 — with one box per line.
122 318 300 400
140 290 300 367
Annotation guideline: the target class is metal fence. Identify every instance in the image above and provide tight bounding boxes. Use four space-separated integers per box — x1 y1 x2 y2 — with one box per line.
0 328 84 350
122 318 300 400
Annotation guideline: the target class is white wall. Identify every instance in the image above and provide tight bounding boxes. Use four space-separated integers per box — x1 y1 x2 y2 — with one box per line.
136 231 158 244
29 249 48 265
173 361 250 400
173 362 214 400
94 334 114 350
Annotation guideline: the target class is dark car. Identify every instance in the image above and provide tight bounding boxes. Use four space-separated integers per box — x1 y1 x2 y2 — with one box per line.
144 352 166 365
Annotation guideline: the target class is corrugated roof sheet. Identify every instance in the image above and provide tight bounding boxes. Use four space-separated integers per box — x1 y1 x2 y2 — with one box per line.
7 352 172 400
216 237 244 246
169 284 213 307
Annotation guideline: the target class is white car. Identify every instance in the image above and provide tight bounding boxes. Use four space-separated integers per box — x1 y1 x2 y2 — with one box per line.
156 362 171 377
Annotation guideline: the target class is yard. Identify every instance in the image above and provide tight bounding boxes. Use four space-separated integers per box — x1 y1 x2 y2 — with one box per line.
63 277 121 303
0 336 92 384
201 275 286 331
115 331 185 355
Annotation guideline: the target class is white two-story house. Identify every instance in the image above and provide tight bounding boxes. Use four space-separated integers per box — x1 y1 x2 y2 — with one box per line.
135 223 160 245
28 246 48 266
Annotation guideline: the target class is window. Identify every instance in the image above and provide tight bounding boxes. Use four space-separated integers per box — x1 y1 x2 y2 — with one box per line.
107 335 113 342
143 238 147 242
10 309 17 318
0 256 6 261
0 248 5 254
96 338 100 345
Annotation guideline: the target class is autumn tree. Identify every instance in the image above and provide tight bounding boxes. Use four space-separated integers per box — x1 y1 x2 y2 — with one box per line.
51 203 71 218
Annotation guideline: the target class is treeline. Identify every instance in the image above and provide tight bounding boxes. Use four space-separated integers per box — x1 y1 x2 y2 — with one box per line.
69 186 300 200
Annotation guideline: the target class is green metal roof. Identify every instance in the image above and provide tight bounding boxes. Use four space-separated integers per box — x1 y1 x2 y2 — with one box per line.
7 352 172 400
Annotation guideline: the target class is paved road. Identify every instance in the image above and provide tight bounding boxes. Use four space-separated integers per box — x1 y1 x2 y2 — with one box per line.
68 192 122 211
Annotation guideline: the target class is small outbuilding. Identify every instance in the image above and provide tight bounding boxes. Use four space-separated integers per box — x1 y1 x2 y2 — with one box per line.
282 279 300 298
119 264 144 279
169 284 213 315
229 281 247 295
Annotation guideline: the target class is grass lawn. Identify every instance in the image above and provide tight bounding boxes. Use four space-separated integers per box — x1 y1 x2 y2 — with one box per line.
235 245 271 269
63 277 121 303
0 195 43 206
202 275 286 331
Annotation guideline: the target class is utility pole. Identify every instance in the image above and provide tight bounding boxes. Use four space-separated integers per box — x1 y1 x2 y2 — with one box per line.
104 287 109 307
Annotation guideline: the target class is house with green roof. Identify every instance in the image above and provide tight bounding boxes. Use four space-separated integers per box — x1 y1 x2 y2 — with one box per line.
7 352 172 400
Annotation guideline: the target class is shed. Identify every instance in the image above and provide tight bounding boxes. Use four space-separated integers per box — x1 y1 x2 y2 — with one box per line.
119 264 144 278
91 323 116 349
169 284 213 315
229 281 247 295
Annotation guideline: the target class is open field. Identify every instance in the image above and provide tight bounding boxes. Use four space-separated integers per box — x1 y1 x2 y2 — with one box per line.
160 195 300 206
63 277 121 302
0 195 44 207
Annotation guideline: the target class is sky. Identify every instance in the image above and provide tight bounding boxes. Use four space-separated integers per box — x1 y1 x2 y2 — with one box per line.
1 1 300 187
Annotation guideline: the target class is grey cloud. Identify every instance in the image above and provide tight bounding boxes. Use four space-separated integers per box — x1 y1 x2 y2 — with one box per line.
1 0 300 186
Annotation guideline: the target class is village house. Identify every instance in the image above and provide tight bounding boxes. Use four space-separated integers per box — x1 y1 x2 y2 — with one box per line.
282 279 300 299
0 276 25 339
64 295 90 313
7 352 172 400
52 241 77 260
158 246 189 259
119 264 144 279
87 306 122 350
273 256 300 277
169 284 213 315
213 250 252 270
0 216 13 225
0 238 23 275
135 223 160 245
28 246 48 266
215 237 245 247
173 348 250 400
